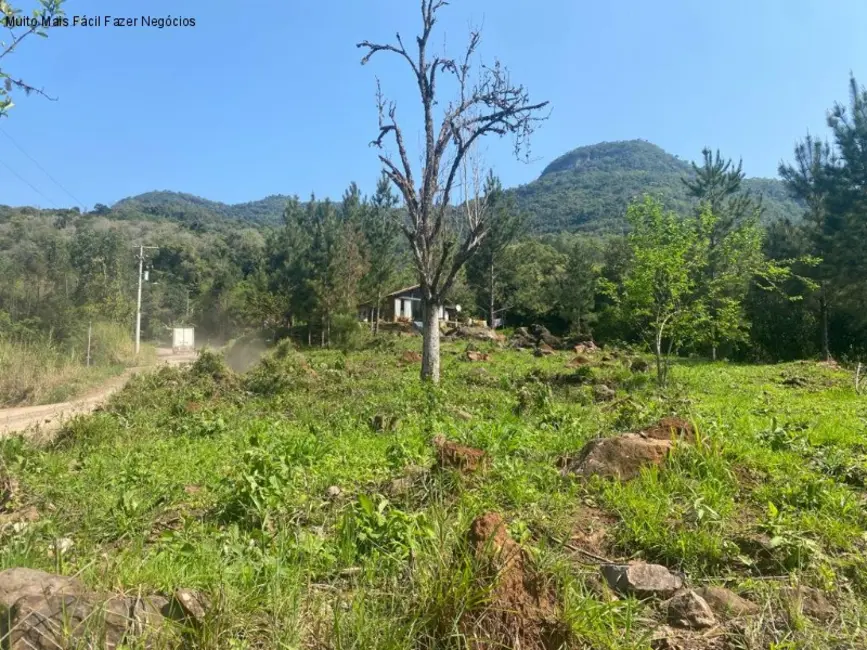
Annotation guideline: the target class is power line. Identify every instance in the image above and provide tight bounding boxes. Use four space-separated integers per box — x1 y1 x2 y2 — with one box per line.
0 156 59 208
0 126 85 210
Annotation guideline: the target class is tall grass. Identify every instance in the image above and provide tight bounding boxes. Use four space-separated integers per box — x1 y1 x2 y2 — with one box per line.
0 322 154 407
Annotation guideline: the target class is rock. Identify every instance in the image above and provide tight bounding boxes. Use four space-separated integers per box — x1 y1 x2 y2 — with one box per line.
433 435 487 473
387 476 414 496
530 324 562 348
563 434 673 481
592 384 616 402
172 588 209 624
0 569 183 649
573 342 598 355
630 358 650 372
601 563 683 598
642 417 696 443
445 326 505 343
3 593 129 649
0 567 84 608
325 485 342 499
695 586 759 618
665 589 717 629
399 350 422 363
534 343 555 357
567 355 591 368
781 586 833 621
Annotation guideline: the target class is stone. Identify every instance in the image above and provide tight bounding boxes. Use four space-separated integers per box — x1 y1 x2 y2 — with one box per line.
592 384 616 402
564 434 672 481
695 586 759 618
2 593 129 650
781 586 833 621
630 358 650 372
665 589 717 629
172 588 210 624
0 567 84 608
325 485 342 499
600 563 683 598
387 477 414 496
534 343 555 357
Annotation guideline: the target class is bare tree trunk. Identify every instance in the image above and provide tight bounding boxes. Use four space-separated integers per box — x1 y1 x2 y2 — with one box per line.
712 345 717 361
820 283 830 361
489 261 496 329
421 298 441 383
374 291 381 336
655 325 667 386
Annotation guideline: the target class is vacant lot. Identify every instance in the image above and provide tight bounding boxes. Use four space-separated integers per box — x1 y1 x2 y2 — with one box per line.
1 339 866 649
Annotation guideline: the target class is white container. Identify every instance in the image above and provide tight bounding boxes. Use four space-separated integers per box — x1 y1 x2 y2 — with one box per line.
172 327 195 353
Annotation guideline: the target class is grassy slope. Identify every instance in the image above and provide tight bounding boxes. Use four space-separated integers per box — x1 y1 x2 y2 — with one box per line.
1 340 866 648
0 334 157 407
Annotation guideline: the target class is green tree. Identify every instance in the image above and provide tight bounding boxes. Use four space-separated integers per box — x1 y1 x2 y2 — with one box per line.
602 196 704 385
360 174 403 335
465 172 524 328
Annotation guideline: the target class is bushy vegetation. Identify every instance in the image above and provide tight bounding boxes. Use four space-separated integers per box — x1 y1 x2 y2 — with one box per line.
0 322 153 406
1 339 866 648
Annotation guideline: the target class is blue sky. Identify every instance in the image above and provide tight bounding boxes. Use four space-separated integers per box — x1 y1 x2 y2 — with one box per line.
1 0 865 210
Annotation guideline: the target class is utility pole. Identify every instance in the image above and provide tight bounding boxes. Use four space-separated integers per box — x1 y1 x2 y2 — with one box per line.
135 245 159 356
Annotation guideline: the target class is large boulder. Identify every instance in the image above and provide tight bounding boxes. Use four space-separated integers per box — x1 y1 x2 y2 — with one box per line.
563 434 673 481
530 324 562 348
0 568 188 649
600 562 683 598
0 568 84 608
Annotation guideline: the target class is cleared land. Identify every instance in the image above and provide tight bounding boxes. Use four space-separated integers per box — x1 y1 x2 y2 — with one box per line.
1 339 865 649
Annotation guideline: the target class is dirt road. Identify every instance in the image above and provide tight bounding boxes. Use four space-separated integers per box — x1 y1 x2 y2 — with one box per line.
0 349 198 441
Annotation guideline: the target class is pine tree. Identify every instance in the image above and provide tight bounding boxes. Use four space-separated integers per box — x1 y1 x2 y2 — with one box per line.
465 172 524 328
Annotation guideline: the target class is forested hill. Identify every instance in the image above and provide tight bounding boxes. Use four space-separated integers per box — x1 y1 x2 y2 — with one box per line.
110 191 290 228
4 140 803 234
510 140 803 233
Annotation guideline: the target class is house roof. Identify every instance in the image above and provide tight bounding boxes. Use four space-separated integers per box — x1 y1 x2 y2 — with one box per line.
385 284 421 298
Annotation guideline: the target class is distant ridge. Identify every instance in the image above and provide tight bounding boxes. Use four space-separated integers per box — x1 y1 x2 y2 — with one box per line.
510 140 802 233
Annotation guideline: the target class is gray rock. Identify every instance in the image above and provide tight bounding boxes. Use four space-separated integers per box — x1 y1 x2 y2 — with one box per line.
325 485 342 499
2 593 128 650
695 586 759 618
665 589 717 629
0 567 84 608
592 384 616 402
600 562 683 598
173 588 209 624
563 434 672 481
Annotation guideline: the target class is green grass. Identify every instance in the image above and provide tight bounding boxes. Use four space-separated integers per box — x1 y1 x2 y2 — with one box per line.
1 339 866 648
0 322 157 406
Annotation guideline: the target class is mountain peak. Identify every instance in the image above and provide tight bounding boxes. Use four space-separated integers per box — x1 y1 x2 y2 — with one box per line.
540 139 691 178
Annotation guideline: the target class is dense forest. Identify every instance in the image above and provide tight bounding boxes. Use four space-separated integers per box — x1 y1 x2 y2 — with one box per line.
2 77 866 364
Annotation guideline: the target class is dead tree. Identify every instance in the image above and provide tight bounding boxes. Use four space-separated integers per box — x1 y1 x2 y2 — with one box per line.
357 0 548 383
